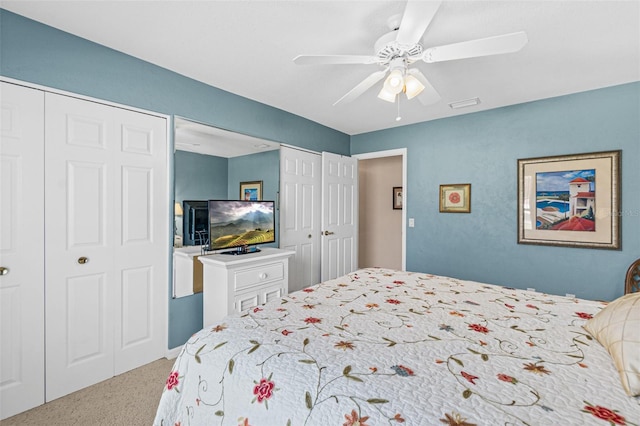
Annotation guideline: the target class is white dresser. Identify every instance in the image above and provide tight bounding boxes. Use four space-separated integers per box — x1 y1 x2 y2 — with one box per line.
199 248 295 327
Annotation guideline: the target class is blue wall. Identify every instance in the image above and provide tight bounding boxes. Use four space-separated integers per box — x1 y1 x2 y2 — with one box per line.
352 82 640 302
0 10 350 155
228 150 281 248
0 9 349 349
175 151 228 204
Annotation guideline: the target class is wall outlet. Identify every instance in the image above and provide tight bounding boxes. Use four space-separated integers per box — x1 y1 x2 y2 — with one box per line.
408 218 415 228
566 293 576 298
526 287 536 292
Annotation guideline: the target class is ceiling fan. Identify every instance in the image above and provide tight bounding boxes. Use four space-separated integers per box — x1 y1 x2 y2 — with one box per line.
293 0 528 107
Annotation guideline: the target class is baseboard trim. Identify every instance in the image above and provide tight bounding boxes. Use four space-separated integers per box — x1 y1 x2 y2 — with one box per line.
165 346 183 360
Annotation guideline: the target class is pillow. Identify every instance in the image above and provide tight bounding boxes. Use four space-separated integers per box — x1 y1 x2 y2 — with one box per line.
584 292 640 396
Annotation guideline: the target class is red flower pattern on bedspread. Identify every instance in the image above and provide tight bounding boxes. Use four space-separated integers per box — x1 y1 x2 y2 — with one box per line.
583 402 627 425
165 371 179 391
253 378 275 403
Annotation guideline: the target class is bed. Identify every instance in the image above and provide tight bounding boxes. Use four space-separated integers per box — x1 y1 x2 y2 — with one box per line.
154 268 639 425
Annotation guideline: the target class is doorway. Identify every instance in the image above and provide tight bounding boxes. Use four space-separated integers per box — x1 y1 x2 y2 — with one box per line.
353 149 407 271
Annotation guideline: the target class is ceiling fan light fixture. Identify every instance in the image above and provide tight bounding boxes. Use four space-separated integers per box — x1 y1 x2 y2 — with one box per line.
404 74 425 99
384 68 405 94
377 86 396 103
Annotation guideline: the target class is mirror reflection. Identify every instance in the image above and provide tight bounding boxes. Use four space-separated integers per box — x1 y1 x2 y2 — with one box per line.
172 117 281 297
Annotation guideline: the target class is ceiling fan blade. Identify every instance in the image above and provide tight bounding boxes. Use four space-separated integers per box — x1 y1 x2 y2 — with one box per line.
333 70 387 106
422 31 528 63
395 0 443 45
293 55 379 65
407 68 441 106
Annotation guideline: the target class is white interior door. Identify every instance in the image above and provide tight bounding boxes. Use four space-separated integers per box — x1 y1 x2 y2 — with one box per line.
111 106 167 375
321 152 358 281
44 93 167 401
0 82 45 419
279 146 321 291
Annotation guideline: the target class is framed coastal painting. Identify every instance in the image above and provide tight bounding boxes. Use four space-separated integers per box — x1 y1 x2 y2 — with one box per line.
240 181 262 201
439 184 471 213
517 150 621 250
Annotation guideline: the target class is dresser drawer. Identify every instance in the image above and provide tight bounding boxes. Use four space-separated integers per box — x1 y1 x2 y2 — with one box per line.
234 262 284 291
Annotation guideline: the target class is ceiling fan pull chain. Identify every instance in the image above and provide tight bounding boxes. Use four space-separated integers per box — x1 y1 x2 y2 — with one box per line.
396 95 402 122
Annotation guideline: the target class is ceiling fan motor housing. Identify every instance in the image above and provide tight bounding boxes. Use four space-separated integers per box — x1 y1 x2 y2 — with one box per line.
374 30 423 67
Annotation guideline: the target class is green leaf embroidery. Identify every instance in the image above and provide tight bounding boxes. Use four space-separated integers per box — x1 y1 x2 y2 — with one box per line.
214 341 227 350
463 389 472 399
451 357 464 367
305 391 312 409
215 411 224 416
343 365 352 375
228 359 235 374
346 375 363 382
366 398 389 404
248 344 260 354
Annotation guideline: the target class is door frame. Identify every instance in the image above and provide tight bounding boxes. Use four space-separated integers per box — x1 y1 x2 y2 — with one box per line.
353 148 407 271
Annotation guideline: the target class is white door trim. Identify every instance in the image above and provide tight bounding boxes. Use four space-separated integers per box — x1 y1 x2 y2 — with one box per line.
353 148 407 271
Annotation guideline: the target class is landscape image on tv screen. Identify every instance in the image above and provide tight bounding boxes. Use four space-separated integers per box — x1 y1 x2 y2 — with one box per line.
208 200 275 250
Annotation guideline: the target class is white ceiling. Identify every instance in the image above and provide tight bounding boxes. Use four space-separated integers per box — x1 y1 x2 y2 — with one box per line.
174 117 280 157
3 1 639 136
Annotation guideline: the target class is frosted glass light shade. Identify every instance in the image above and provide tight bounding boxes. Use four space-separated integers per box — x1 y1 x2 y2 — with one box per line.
404 75 425 100
377 87 396 103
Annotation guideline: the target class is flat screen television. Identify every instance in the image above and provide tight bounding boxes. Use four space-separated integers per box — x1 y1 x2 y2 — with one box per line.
208 200 276 253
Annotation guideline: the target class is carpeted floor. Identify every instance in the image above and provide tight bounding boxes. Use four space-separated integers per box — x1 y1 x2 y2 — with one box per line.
1 357 175 426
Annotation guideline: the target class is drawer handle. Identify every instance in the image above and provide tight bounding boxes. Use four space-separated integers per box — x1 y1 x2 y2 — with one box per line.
259 273 268 280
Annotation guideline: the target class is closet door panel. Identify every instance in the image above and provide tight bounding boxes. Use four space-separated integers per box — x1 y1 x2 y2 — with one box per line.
45 93 116 401
45 90 168 401
114 108 167 374
0 82 45 420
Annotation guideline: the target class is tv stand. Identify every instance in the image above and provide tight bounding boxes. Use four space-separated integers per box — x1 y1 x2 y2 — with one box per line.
221 246 261 255
199 248 295 327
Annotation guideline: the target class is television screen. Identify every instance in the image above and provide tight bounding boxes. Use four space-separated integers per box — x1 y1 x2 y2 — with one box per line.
208 200 276 251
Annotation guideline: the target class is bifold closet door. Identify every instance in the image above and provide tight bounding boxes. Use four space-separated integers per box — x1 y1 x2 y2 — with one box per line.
44 92 168 401
0 83 45 420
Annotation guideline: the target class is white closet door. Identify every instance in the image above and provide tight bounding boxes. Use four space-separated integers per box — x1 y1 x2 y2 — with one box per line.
0 83 45 419
44 93 167 401
111 105 167 375
279 146 321 292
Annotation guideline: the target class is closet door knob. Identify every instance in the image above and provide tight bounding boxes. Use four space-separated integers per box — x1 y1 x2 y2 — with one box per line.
77 257 89 265
0 267 9 276
323 230 335 236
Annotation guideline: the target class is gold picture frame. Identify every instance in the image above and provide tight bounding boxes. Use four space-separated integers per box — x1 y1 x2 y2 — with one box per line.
239 181 263 201
517 150 621 250
439 184 471 213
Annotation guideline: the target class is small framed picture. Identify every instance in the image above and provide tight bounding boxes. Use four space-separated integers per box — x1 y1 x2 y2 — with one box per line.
439 184 471 213
393 187 403 210
240 181 263 201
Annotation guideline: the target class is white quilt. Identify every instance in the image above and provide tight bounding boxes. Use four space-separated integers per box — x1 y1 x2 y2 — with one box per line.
154 268 640 425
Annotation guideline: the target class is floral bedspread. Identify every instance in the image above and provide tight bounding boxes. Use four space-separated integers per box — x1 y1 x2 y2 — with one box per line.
154 268 640 425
